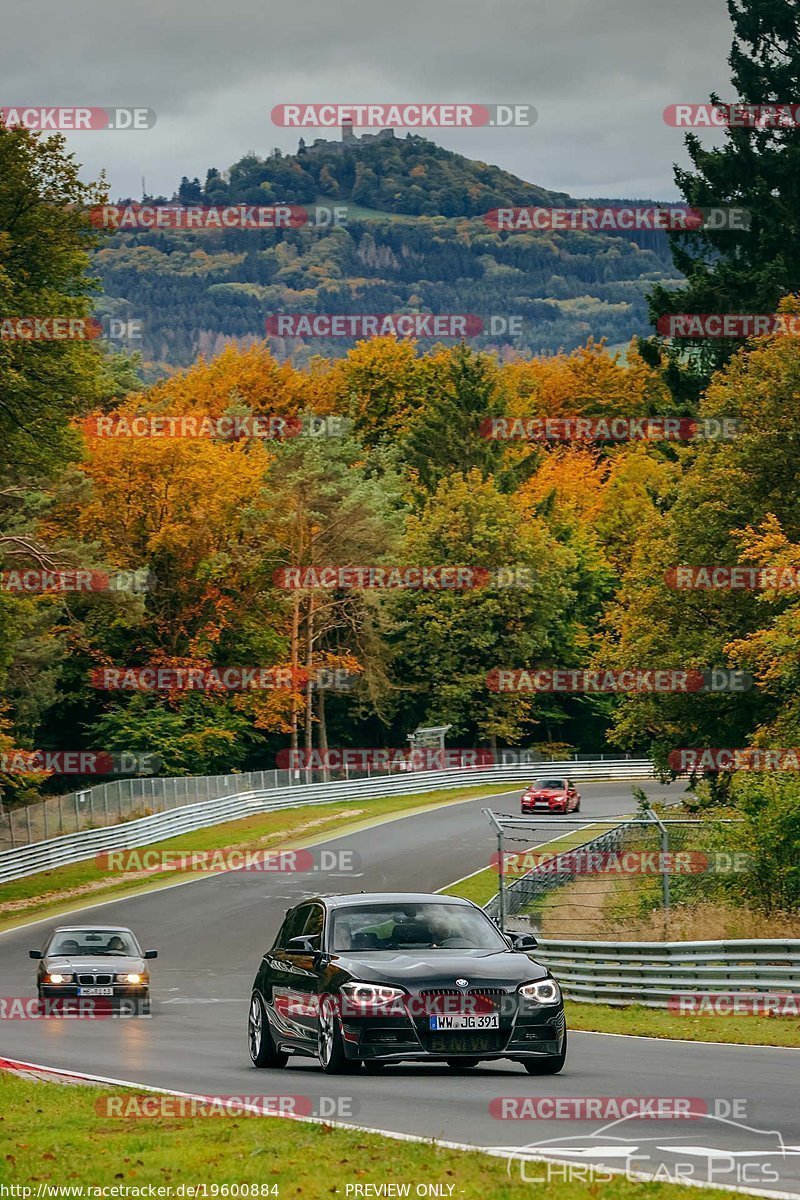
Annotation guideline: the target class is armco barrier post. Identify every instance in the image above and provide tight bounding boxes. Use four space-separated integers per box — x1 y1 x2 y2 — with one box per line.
661 826 670 918
483 808 508 933
497 827 506 933
644 804 671 928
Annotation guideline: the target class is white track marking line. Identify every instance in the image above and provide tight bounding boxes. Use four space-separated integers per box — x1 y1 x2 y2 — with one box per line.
571 1029 800 1051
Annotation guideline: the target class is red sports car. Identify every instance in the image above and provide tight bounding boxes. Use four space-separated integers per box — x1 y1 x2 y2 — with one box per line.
521 777 581 814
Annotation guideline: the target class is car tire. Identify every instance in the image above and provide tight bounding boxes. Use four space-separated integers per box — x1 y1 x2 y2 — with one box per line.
523 1033 567 1075
318 995 358 1075
575 800 581 812
446 1058 480 1069
248 992 288 1069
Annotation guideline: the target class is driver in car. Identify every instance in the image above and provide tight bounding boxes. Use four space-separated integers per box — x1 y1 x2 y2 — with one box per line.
427 910 464 946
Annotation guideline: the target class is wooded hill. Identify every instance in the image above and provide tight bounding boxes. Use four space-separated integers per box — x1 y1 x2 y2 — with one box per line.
94 134 681 376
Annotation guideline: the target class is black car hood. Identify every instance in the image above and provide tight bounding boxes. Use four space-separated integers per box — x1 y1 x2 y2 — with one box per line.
329 948 548 990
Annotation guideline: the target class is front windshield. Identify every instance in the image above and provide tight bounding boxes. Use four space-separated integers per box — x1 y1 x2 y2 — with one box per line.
331 903 508 952
48 929 139 956
532 778 567 790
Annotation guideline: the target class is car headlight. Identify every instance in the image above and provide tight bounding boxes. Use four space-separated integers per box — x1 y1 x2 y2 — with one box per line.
117 973 144 984
45 972 73 985
519 978 561 1004
340 982 406 1009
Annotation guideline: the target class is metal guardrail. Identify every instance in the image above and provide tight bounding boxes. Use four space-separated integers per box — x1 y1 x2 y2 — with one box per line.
0 752 647 849
0 768 296 849
533 938 800 1007
0 758 655 884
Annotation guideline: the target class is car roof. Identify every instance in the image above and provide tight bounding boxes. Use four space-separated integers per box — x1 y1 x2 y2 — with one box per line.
51 925 135 933
307 892 474 909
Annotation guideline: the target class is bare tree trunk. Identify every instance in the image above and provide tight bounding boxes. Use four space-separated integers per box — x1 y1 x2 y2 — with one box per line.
290 591 300 760
317 686 329 782
289 512 304 766
304 591 315 782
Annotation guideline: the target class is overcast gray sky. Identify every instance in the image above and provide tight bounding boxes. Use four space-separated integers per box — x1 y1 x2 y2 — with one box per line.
3 0 733 200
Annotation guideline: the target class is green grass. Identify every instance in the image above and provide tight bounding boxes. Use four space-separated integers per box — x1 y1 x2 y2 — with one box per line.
566 1000 800 1047
315 194 489 225
441 822 619 906
314 194 418 222
0 1069 740 1198
0 782 515 933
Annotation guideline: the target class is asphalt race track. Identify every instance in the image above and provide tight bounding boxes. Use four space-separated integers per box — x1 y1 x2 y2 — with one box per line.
2 779 799 1196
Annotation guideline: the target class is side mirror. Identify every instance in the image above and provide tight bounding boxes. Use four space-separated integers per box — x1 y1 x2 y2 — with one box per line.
29 950 42 960
144 950 158 960
508 932 538 951
286 935 318 954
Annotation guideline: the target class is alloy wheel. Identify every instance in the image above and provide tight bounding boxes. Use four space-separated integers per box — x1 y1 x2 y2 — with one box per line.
248 993 262 1061
318 997 335 1066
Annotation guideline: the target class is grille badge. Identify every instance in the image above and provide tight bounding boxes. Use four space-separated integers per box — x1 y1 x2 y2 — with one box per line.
455 978 469 987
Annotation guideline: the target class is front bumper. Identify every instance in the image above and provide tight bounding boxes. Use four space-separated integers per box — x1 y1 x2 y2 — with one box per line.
38 985 149 1014
339 996 566 1062
40 985 148 997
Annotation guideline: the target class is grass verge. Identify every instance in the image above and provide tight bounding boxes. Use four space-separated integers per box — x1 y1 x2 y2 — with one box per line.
0 781 512 933
565 1000 800 1047
1 1068 739 1198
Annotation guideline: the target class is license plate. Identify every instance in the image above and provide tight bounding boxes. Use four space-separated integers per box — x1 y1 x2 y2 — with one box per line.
429 1014 499 1031
78 987 113 996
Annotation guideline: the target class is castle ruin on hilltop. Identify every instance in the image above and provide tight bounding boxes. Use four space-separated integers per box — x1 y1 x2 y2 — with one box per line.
299 118 397 155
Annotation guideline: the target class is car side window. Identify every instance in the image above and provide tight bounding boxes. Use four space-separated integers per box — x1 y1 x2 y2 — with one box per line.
282 905 314 948
271 916 290 950
273 906 307 949
301 904 324 944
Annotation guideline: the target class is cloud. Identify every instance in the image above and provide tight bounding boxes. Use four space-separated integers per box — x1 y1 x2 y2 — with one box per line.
1 0 733 198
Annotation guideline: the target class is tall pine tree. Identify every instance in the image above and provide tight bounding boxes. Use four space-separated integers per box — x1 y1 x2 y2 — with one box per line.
644 0 800 397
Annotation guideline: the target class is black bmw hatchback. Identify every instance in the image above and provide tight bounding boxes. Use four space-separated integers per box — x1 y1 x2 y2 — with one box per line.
247 892 566 1074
